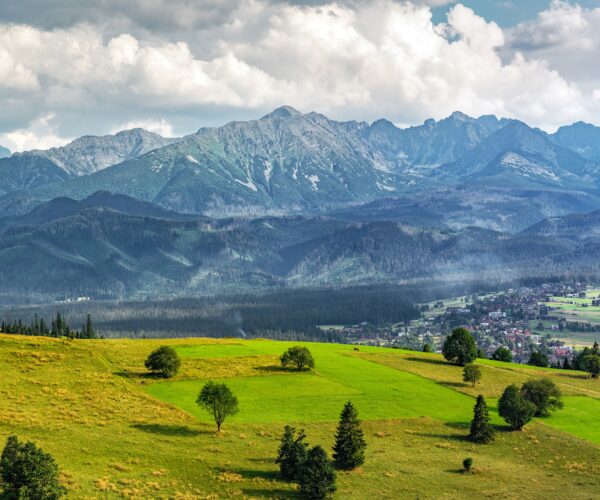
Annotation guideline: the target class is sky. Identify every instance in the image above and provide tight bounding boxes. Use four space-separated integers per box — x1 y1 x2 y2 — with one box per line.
1 0 600 151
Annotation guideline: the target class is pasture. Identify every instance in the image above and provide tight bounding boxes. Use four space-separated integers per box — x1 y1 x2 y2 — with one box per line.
0 334 599 498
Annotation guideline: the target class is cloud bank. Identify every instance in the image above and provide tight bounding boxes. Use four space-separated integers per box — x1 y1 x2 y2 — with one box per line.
0 0 597 151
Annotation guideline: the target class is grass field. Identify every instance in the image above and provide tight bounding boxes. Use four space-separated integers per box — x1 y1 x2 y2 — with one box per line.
0 334 599 498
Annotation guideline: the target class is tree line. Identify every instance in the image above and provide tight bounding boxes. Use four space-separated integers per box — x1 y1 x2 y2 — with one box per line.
0 313 97 339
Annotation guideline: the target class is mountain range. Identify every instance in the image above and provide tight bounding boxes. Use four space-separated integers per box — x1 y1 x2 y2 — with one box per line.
2 107 600 301
2 107 600 220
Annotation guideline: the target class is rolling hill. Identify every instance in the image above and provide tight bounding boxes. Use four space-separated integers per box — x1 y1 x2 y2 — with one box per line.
0 335 598 498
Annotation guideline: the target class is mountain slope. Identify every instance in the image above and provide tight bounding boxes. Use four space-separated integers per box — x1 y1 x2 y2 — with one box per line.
440 121 596 189
0 145 10 158
0 129 177 197
0 199 593 300
367 112 506 170
550 121 600 162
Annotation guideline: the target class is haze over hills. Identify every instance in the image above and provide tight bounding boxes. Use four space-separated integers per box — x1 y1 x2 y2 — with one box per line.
0 145 10 158
3 107 600 219
1 190 599 301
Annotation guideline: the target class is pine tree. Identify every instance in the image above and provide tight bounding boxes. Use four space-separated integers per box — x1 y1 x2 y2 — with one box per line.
276 425 308 481
299 446 336 499
469 395 495 443
332 401 366 470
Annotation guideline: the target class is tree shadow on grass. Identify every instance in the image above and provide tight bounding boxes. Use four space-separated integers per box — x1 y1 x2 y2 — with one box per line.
413 421 470 441
115 370 159 381
131 423 208 437
406 357 452 366
253 365 289 373
241 488 297 498
440 381 470 389
235 468 281 481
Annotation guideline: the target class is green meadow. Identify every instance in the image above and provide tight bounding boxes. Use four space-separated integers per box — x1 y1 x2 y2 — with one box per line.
0 335 599 498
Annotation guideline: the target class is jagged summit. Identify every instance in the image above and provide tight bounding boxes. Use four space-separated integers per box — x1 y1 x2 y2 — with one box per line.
261 105 303 120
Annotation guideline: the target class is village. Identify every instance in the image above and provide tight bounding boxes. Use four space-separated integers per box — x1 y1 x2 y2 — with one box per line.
331 282 600 365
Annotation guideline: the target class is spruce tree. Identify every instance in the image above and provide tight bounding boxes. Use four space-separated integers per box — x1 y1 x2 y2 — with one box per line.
332 401 366 470
469 395 495 443
299 446 336 499
276 425 308 481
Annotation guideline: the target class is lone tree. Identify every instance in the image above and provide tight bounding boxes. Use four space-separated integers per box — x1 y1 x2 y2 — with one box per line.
145 346 181 378
197 381 239 432
462 364 482 388
582 354 600 378
332 401 367 470
0 435 65 499
520 379 563 417
498 384 536 430
281 346 315 371
299 446 336 500
276 425 309 482
492 346 512 363
442 328 478 366
469 395 495 443
528 351 549 368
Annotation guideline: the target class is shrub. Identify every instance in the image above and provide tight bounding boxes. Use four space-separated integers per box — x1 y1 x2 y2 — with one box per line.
469 395 495 444
463 457 473 473
0 435 65 499
498 384 536 430
196 382 239 432
422 343 433 353
492 346 512 362
281 346 315 371
520 379 563 417
442 328 477 366
299 446 336 499
144 346 181 378
462 364 482 387
332 401 367 470
276 425 308 482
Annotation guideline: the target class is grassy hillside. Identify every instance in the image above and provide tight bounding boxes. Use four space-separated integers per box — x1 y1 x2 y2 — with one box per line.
0 335 599 498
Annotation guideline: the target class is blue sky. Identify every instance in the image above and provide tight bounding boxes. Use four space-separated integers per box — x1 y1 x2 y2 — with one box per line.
433 0 600 26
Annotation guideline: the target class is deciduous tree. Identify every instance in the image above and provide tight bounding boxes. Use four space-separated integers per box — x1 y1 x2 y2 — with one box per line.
442 328 477 366
197 382 239 432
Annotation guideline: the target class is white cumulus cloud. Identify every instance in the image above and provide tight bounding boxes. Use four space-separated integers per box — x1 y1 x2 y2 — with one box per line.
0 0 598 150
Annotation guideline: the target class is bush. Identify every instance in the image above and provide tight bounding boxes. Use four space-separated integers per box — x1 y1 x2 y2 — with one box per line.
442 328 477 366
299 446 336 499
332 402 366 470
144 346 181 378
528 351 549 368
281 346 315 371
462 364 482 387
520 379 563 417
196 382 239 432
498 384 536 430
422 343 433 353
492 346 512 362
463 457 473 473
0 435 65 499
276 425 308 481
